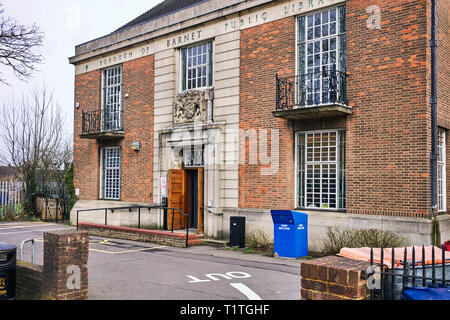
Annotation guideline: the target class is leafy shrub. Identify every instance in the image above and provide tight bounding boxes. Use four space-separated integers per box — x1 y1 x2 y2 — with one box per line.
321 226 406 257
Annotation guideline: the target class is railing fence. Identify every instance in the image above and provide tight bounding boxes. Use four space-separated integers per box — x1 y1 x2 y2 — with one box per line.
0 180 24 217
369 246 450 300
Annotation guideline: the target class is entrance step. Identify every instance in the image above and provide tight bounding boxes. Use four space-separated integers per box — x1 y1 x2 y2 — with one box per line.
202 238 229 248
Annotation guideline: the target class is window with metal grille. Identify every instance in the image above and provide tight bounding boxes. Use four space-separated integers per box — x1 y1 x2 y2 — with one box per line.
297 6 346 106
101 147 122 200
297 130 346 210
438 128 446 212
181 42 213 91
184 145 205 168
102 66 123 131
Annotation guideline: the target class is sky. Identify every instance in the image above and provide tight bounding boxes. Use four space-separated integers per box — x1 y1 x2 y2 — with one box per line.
0 0 161 140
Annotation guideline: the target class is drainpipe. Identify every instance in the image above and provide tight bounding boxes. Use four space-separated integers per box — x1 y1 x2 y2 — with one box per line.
430 0 440 246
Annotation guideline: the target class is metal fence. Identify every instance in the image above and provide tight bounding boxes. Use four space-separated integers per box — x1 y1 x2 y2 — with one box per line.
276 69 348 111
0 180 24 217
369 246 450 300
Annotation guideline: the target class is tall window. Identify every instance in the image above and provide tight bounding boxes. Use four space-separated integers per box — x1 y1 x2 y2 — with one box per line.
181 42 213 91
297 6 346 106
297 130 346 210
438 128 446 212
101 147 122 200
102 66 123 131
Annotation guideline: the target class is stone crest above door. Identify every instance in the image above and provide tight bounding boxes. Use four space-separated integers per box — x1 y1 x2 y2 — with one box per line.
173 89 213 125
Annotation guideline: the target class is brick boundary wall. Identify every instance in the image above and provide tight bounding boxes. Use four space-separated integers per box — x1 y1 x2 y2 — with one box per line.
16 261 43 300
15 230 89 300
78 223 204 248
300 256 371 300
42 231 89 300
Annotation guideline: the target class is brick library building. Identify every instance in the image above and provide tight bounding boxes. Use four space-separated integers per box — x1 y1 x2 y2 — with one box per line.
70 0 450 251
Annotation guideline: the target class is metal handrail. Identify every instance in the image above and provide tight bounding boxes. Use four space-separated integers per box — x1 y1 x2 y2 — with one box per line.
20 239 35 264
77 205 192 247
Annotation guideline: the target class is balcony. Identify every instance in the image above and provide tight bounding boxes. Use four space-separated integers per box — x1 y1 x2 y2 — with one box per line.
273 68 352 120
80 110 125 140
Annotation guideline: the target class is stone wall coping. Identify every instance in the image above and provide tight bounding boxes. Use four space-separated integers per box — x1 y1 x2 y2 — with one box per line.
17 260 44 272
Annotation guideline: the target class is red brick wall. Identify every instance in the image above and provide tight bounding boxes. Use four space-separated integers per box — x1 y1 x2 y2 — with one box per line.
42 231 89 300
74 69 102 200
239 16 296 210
16 231 89 300
16 261 43 300
239 1 442 218
117 54 154 203
345 0 431 217
73 54 155 203
434 0 450 213
436 0 450 129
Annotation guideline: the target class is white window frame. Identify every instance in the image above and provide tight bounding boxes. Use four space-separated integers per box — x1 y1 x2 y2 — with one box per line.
438 128 446 212
101 65 123 131
180 41 213 92
100 147 122 201
295 130 345 211
296 5 346 107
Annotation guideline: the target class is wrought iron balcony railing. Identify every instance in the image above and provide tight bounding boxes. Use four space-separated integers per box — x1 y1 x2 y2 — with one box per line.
276 68 348 111
81 110 123 136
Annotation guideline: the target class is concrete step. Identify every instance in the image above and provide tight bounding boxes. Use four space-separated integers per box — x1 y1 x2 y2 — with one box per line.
202 238 229 248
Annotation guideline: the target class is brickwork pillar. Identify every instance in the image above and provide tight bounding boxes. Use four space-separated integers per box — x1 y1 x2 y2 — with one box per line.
300 256 371 300
42 230 89 300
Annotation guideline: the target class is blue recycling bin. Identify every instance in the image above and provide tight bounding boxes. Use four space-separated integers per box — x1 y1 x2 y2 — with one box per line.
271 210 308 258
402 286 450 300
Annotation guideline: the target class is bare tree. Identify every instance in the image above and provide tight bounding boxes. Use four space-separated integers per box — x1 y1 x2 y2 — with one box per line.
0 84 66 213
0 2 44 84
39 136 73 197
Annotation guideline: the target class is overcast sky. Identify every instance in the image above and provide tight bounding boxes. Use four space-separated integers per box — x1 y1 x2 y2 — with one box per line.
0 0 161 140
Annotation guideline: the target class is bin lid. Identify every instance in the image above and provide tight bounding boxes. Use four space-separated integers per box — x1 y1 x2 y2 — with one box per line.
0 242 16 253
271 211 294 224
271 210 308 225
402 286 450 301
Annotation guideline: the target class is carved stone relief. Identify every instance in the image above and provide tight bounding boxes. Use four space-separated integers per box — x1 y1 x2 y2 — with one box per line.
173 90 208 125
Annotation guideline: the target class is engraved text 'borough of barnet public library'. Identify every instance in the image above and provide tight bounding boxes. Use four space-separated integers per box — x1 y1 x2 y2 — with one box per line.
98 0 339 68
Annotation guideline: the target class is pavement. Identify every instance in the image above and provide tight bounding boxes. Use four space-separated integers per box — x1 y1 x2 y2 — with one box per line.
0 221 302 300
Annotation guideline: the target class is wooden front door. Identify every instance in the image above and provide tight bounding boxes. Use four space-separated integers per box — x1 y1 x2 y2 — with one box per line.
167 168 204 233
168 169 187 230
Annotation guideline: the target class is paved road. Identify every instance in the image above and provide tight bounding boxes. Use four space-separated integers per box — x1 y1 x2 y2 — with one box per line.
0 222 301 300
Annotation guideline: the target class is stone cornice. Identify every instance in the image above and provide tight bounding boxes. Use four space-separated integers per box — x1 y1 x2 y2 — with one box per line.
69 0 273 65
